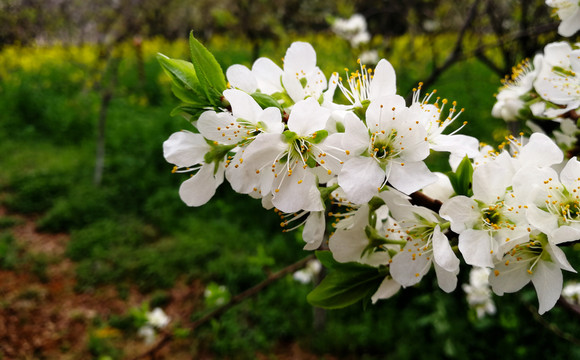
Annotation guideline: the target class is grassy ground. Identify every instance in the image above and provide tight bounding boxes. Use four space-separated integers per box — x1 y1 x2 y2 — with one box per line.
1 35 580 359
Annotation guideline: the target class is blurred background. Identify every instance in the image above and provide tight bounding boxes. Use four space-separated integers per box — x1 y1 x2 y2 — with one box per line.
1 0 579 359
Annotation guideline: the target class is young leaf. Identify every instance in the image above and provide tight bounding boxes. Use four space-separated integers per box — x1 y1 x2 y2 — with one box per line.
171 83 207 105
170 104 208 122
250 92 283 111
308 251 384 309
157 54 204 97
446 155 473 196
189 32 227 107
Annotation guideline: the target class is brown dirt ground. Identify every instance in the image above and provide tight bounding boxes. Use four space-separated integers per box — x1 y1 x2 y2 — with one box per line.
0 205 336 360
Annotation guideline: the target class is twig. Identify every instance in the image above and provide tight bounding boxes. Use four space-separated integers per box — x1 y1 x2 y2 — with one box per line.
526 302 580 345
410 191 443 213
131 254 316 360
406 0 480 101
557 295 580 317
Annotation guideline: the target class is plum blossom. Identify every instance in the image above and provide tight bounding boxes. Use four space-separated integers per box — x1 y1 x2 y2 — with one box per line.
138 308 170 344
337 95 436 203
163 131 225 207
410 87 479 158
562 282 580 304
227 98 340 213
336 59 397 108
534 42 580 112
331 14 371 47
226 42 326 104
463 267 496 318
546 0 580 37
440 153 531 267
512 158 580 243
489 233 576 314
492 56 542 122
389 204 460 292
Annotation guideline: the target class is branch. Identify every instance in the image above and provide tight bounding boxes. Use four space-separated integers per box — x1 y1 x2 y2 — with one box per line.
526 302 580 345
406 19 558 98
557 295 580 317
406 0 480 101
131 254 316 360
409 191 443 213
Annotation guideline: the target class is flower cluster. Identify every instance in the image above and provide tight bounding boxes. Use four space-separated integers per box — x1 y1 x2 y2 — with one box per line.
160 4 580 314
492 40 580 151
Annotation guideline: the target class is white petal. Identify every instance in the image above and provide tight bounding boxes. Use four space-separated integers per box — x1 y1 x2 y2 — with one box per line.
282 73 306 102
439 196 480 233
489 257 531 295
272 167 323 213
223 89 262 123
252 58 284 94
178 164 219 206
472 154 512 203
288 98 330 136
390 247 431 287
518 133 563 169
548 243 576 272
558 8 580 37
163 131 210 167
388 161 437 195
434 263 459 293
371 277 401 303
421 172 454 201
284 42 316 76
303 211 326 250
532 260 562 315
338 157 384 204
526 205 558 234
559 158 580 190
512 166 557 205
365 95 406 134
431 134 480 158
458 229 494 267
257 107 284 134
433 226 460 272
226 64 257 93
342 112 370 155
368 59 396 100
550 226 580 245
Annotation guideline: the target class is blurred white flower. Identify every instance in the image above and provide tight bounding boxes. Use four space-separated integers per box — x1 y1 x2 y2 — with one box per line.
562 282 580 304
293 259 322 284
359 50 379 65
147 307 170 329
332 14 371 47
138 307 170 344
545 0 580 37
463 267 496 318
138 325 156 345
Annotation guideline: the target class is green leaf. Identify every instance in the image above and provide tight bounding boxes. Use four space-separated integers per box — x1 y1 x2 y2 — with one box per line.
171 84 207 105
446 155 473 196
308 251 385 309
315 250 338 269
170 104 208 122
157 54 204 98
251 92 283 111
189 32 227 107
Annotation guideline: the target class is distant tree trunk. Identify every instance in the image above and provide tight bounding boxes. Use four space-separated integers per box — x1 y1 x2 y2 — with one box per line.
313 266 327 331
134 36 146 90
94 51 122 186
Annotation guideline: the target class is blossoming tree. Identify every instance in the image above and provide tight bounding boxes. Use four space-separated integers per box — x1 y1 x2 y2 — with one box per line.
158 0 580 317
